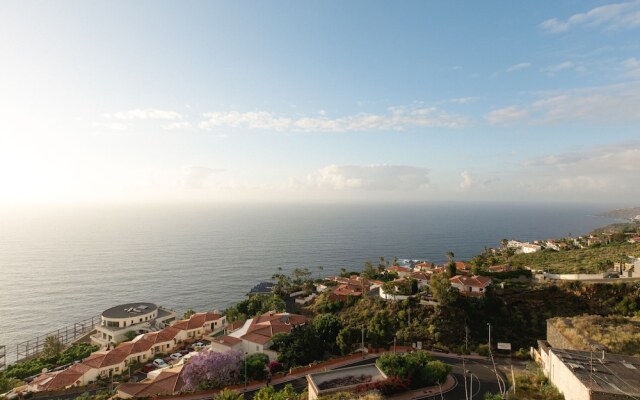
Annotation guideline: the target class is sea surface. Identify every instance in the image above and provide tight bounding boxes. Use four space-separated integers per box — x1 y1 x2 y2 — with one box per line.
0 202 615 363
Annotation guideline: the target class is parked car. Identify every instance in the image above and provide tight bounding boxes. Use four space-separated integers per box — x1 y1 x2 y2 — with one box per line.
153 359 168 368
163 356 173 364
170 353 183 361
179 349 190 355
143 363 156 373
194 341 206 348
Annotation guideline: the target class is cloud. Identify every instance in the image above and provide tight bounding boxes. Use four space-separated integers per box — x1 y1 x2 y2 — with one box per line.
163 122 192 130
198 106 469 132
542 61 577 75
459 171 475 190
305 165 430 191
485 106 529 125
540 1 640 33
92 122 129 130
487 82 640 125
507 63 531 72
180 165 225 189
517 142 640 196
622 57 640 77
110 108 183 121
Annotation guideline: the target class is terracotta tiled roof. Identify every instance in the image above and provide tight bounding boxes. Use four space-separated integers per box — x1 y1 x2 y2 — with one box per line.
38 363 93 390
239 311 307 346
387 265 411 273
212 335 242 346
450 275 492 288
144 326 181 345
118 367 185 398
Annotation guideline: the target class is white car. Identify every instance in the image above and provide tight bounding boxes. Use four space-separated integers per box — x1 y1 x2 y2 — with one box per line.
170 352 183 361
153 359 168 368
194 342 206 348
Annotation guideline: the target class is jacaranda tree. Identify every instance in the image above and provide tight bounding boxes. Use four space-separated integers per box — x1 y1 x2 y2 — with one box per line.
182 349 242 391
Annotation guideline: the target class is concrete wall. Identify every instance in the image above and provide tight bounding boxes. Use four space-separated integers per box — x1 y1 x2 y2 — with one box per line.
548 350 591 400
543 272 606 281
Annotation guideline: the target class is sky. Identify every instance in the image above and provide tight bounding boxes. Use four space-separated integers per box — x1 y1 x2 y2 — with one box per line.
0 0 639 204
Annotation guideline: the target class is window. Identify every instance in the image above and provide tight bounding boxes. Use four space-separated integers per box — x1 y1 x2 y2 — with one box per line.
256 345 259 351
140 318 142 322
115 367 119 372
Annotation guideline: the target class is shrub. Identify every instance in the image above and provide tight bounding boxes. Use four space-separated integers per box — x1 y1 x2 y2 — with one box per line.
376 351 451 389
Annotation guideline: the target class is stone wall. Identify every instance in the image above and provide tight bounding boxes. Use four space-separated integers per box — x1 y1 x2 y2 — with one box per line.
546 319 579 350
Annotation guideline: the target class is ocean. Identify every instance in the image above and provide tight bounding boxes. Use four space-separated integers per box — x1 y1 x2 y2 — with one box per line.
0 202 615 363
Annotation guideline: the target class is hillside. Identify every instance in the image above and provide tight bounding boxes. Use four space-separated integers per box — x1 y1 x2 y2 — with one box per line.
509 242 640 274
598 207 640 219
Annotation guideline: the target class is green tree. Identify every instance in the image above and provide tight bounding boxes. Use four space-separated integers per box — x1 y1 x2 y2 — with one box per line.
243 353 269 381
312 314 343 354
446 262 457 277
446 251 455 264
183 309 196 319
430 273 457 306
362 261 377 279
336 326 362 355
42 335 64 359
276 325 324 368
253 384 297 400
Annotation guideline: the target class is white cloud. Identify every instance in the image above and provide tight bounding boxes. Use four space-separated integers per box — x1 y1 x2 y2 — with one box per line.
459 171 475 190
180 165 225 189
110 108 183 121
485 106 529 125
540 1 640 33
507 62 531 72
487 82 640 125
306 165 430 191
517 142 640 197
92 122 129 131
198 106 469 132
542 61 576 75
163 122 192 130
622 57 640 77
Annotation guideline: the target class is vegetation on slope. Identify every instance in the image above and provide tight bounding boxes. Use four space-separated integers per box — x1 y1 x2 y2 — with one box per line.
549 315 640 356
508 242 640 274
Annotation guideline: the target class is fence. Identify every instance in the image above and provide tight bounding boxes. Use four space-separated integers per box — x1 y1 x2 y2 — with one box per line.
4 315 101 365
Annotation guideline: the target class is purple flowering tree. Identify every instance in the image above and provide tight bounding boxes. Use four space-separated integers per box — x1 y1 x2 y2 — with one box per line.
182 349 243 391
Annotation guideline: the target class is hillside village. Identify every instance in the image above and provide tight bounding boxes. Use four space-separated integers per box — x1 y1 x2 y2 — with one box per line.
2 224 640 400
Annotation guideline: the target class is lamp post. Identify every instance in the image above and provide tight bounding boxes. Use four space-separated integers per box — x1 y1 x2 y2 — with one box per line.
487 323 504 395
468 371 474 400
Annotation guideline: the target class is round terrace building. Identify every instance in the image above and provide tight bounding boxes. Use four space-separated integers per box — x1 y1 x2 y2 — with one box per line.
92 302 176 347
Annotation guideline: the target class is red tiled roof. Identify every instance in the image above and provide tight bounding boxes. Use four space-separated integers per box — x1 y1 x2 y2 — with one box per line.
212 335 242 346
144 326 181 345
387 265 411 273
239 311 307 345
37 363 93 390
450 275 492 288
118 368 185 398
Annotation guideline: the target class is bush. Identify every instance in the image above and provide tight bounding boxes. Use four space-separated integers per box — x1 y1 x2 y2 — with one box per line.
476 344 490 357
376 351 451 389
243 353 269 381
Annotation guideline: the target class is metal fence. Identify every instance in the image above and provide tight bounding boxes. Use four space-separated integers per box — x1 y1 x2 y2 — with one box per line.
6 315 101 365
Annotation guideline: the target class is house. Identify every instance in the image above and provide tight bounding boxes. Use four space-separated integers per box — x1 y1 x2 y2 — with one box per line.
91 302 176 348
487 264 510 273
171 311 226 339
209 335 244 353
407 271 430 288
229 311 307 359
535 341 640 400
413 261 435 272
449 275 492 295
520 243 542 254
627 236 640 244
385 265 411 278
117 366 186 399
326 275 374 302
27 308 224 393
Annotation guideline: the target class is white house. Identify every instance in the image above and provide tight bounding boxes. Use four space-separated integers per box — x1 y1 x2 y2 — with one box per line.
92 303 176 347
450 275 492 295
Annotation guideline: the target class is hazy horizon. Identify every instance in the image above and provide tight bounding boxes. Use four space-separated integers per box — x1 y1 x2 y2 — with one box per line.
1 1 640 205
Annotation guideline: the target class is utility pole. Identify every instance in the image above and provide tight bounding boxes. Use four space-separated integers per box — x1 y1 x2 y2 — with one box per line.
462 326 469 400
487 323 504 395
244 352 248 392
361 325 365 359
469 372 473 400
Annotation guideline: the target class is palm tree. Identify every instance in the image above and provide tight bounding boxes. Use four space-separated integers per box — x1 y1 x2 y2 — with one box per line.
446 251 455 264
317 265 324 280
